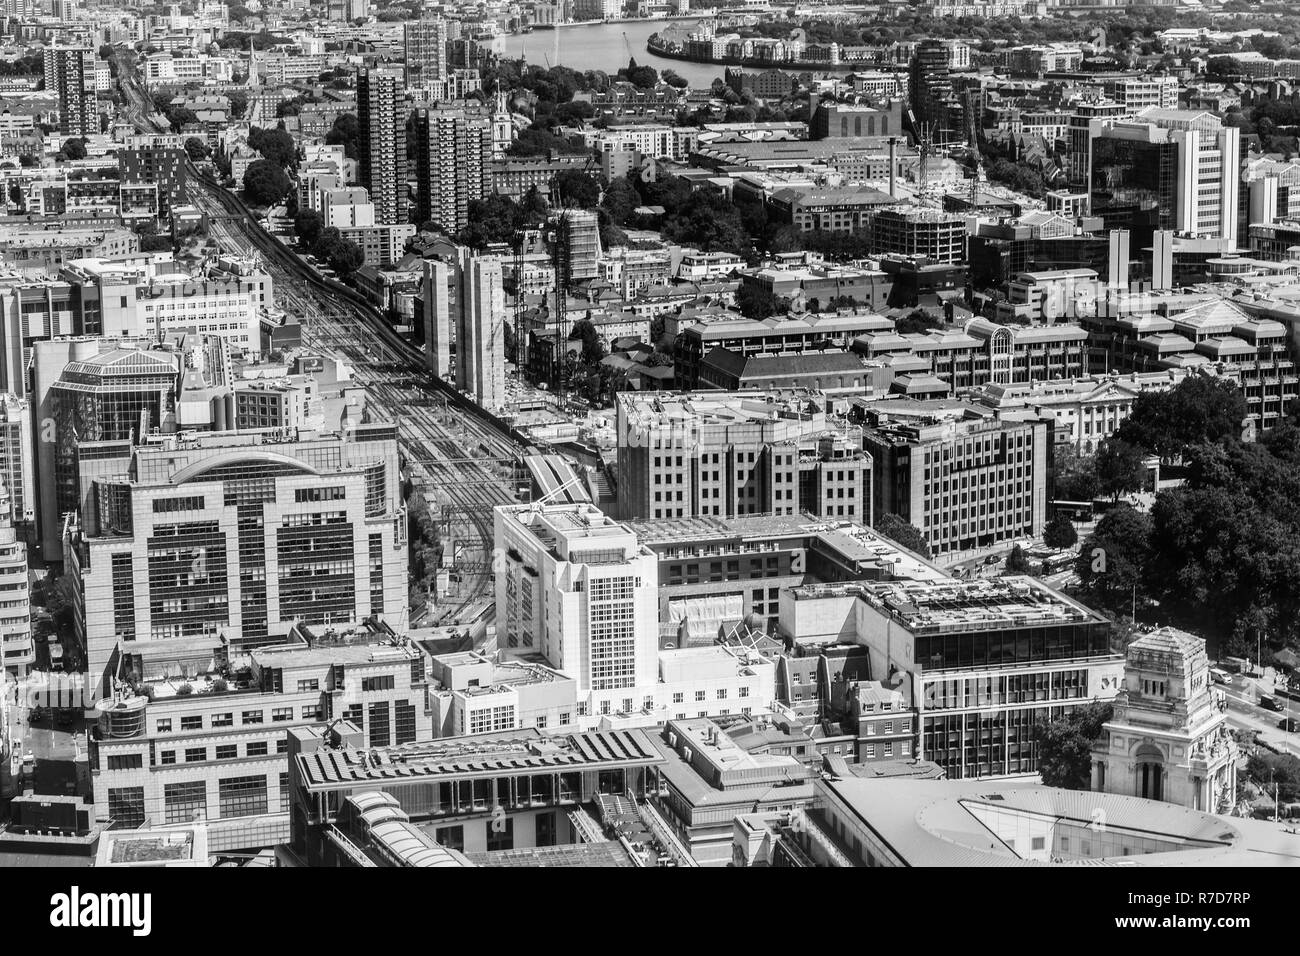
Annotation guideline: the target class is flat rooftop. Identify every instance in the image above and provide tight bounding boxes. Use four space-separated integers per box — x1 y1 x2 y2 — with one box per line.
295 728 664 791
821 776 1300 866
790 575 1103 632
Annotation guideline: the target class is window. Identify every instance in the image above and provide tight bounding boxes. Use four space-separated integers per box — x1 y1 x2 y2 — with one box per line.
180 715 203 731
1031 836 1046 851
368 701 390 747
272 707 293 723
559 712 571 726
246 741 268 757
486 816 514 852
536 716 547 729
865 744 876 758
107 787 146 828
218 775 268 818
106 753 143 771
242 710 263 725
215 744 237 760
296 679 319 692
277 739 289 754
694 690 706 702
361 675 395 692
301 705 319 720
739 686 749 698
672 692 683 704
155 719 172 734
716 688 727 700
163 780 207 824
159 750 176 765
211 712 233 728
394 700 416 745
184 747 206 763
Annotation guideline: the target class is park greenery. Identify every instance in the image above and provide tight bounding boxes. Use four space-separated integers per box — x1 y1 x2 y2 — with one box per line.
1074 376 1300 659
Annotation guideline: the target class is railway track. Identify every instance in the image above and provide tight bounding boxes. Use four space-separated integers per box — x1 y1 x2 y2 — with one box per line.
115 61 526 626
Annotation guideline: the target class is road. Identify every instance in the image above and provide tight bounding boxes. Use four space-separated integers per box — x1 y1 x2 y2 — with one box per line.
1222 677 1300 757
114 55 523 631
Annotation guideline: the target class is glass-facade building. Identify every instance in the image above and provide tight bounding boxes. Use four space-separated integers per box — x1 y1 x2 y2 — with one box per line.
853 579 1122 780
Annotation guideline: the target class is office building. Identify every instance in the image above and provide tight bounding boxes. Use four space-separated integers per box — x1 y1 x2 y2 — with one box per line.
404 18 450 89
493 502 777 728
860 401 1049 555
1092 627 1237 812
44 47 97 137
781 575 1120 779
35 339 181 563
852 318 1088 390
64 423 408 699
615 390 872 523
413 107 492 235
358 66 408 225
1088 109 1240 248
88 623 430 851
287 722 667 863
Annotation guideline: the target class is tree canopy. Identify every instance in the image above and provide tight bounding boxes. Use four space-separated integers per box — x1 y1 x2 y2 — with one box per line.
1115 376 1246 463
1035 701 1113 790
875 514 932 559
243 158 291 206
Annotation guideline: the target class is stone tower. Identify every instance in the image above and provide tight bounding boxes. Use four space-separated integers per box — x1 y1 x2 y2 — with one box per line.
1091 627 1237 813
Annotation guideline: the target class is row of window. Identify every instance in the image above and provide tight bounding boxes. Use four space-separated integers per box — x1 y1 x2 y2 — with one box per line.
154 706 307 735
157 738 288 765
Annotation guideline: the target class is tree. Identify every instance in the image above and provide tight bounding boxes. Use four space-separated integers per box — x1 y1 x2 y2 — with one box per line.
324 237 364 276
1035 702 1113 790
553 169 600 209
1053 446 1099 503
569 318 606 366
248 126 296 169
243 159 291 206
875 513 931 558
894 309 943 334
1043 513 1079 551
293 209 324 250
736 283 786 320
1245 752 1300 803
1004 544 1033 575
1076 504 1152 615
166 106 197 132
184 136 209 161
58 137 87 161
1094 437 1146 502
7 183 23 212
324 113 360 160
1116 376 1247 463
227 90 249 121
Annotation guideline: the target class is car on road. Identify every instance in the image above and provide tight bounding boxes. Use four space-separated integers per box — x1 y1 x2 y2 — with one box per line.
1279 718 1300 732
1260 694 1282 711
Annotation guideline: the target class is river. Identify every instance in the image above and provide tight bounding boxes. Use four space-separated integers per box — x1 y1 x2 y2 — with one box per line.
495 20 848 89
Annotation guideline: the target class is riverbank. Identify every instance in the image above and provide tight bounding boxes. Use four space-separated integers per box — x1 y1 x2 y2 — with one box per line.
645 36 858 73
